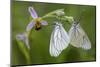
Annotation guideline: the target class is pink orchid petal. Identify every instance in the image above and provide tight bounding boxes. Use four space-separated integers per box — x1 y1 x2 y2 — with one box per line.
26 20 35 32
28 7 38 18
41 21 48 26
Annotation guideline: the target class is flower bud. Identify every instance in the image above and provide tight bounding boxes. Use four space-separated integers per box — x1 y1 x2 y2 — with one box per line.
55 9 65 16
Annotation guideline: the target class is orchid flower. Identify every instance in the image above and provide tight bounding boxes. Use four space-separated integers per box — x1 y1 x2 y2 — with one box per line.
16 7 48 49
26 7 48 31
16 32 30 49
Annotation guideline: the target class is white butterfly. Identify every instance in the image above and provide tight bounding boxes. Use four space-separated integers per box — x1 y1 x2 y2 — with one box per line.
69 21 91 50
50 22 70 57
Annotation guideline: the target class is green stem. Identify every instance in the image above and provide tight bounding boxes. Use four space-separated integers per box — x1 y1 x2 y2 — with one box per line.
41 9 64 19
42 14 73 25
16 40 31 64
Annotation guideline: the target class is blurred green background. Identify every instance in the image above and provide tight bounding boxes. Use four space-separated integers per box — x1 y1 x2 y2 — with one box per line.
11 1 96 66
